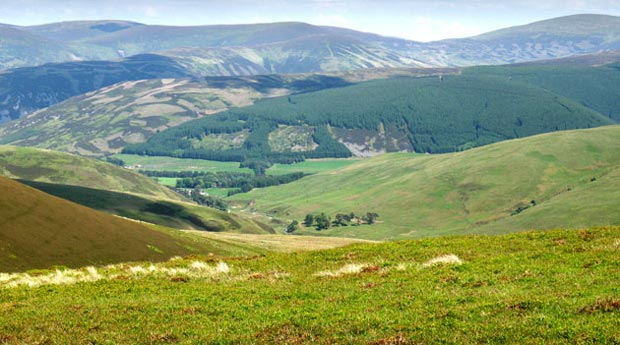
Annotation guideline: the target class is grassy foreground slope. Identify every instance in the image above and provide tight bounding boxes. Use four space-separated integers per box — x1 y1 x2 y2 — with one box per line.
0 177 263 272
233 126 620 239
0 146 182 201
0 226 617 343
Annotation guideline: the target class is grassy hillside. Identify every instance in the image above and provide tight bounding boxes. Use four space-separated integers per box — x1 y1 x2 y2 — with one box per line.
0 226 617 343
19 180 272 234
0 177 265 272
126 67 613 162
0 26 74 70
0 146 182 201
231 126 620 240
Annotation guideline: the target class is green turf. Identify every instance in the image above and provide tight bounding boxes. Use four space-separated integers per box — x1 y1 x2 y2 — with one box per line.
113 154 252 173
266 159 362 175
230 126 620 240
156 177 179 187
0 226 618 343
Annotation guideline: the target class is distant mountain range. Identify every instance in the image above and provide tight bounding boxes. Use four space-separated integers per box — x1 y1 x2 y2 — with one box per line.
0 14 619 72
0 14 619 123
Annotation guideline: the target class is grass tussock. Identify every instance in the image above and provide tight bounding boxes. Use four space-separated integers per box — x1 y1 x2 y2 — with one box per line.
0 260 230 288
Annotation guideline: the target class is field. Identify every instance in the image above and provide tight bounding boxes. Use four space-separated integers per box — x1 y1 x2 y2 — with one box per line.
231 126 620 239
267 158 362 175
0 226 618 343
115 154 360 176
113 154 252 173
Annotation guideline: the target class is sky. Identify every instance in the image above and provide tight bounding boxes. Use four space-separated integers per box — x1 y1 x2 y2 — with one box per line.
1 0 619 42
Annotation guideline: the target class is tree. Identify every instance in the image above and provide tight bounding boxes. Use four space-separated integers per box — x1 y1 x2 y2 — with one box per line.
315 213 331 230
364 212 379 225
334 213 350 227
303 214 315 227
286 220 299 233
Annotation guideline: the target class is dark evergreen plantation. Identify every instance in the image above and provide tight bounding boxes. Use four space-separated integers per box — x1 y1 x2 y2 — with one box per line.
123 63 618 163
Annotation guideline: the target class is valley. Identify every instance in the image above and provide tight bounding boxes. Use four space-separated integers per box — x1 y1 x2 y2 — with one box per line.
0 9 619 344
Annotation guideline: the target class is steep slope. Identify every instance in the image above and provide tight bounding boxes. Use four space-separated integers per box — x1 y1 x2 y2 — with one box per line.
125 67 613 161
0 146 182 201
0 54 190 122
0 68 452 156
0 176 251 272
231 126 620 240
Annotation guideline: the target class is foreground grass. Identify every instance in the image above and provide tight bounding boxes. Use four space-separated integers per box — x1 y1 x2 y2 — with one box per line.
0 226 618 343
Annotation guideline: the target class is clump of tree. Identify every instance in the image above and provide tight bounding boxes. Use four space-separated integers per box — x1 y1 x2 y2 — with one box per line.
285 220 299 233
178 187 229 212
104 156 125 166
511 200 537 216
173 171 306 195
302 212 379 230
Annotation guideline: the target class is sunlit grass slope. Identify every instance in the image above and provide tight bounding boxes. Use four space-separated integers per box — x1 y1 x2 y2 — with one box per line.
19 180 272 234
0 226 617 343
232 126 620 239
0 177 265 272
0 146 182 201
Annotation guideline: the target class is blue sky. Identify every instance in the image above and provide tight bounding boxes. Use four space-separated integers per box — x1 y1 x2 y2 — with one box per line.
2 0 620 41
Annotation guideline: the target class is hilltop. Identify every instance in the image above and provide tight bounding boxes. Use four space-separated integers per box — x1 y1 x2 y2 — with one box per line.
231 126 620 239
0 15 619 72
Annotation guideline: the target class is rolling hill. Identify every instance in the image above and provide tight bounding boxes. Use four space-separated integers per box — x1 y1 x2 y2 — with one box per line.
0 145 182 201
230 126 620 240
0 68 454 156
123 64 615 162
0 176 261 272
0 25 75 70
0 146 273 233
0 54 190 122
18 180 273 234
1 15 619 73
421 14 620 66
0 14 619 124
